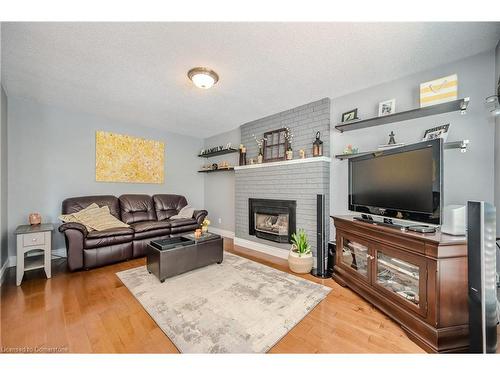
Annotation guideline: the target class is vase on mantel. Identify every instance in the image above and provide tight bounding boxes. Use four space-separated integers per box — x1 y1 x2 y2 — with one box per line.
257 152 263 164
286 148 293 160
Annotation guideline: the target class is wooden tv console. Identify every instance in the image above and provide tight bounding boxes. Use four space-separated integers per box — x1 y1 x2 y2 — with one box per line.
331 216 468 353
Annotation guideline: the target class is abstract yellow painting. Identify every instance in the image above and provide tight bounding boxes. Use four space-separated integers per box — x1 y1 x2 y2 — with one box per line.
95 131 165 184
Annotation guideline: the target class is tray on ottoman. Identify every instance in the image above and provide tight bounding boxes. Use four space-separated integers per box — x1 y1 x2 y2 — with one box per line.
146 233 223 282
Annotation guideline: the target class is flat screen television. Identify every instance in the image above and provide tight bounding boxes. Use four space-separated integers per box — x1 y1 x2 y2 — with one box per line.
348 138 443 225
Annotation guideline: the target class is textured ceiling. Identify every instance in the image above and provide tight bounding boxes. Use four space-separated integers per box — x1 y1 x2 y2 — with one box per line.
2 22 500 138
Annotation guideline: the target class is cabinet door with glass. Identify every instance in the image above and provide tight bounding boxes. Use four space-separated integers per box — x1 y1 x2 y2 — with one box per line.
337 233 372 283
372 245 428 317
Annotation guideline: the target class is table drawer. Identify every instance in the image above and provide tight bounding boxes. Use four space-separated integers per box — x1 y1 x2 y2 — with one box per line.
23 232 45 247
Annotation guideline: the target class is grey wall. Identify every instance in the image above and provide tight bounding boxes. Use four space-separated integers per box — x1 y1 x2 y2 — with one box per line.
203 128 240 233
330 50 496 236
7 96 205 257
495 41 500 234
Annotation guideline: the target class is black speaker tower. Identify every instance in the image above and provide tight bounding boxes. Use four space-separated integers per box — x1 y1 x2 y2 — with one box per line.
467 201 498 353
311 194 332 278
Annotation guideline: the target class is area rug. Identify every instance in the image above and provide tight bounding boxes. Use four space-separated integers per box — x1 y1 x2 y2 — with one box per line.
116 252 331 353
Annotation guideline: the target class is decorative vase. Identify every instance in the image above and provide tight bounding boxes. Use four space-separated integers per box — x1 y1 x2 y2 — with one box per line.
257 153 263 164
202 225 208 233
29 213 42 225
194 228 202 239
299 149 305 159
286 149 293 160
288 246 313 274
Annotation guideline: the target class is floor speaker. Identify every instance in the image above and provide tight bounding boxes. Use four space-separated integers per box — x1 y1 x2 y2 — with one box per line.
467 201 498 353
311 194 332 278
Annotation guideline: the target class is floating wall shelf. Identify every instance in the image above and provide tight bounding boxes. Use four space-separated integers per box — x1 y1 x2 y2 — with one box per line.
197 167 235 173
335 140 470 160
198 148 239 158
335 98 470 133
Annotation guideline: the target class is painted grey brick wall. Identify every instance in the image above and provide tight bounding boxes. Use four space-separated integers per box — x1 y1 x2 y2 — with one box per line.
240 98 330 160
235 161 330 256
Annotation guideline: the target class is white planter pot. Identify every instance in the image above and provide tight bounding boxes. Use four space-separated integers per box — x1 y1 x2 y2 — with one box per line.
288 247 313 274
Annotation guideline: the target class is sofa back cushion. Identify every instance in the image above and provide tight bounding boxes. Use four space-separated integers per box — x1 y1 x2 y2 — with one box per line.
153 194 188 221
119 194 157 224
62 195 121 219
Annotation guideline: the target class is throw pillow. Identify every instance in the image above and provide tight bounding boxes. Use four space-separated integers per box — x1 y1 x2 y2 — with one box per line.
73 205 130 231
59 203 99 231
170 205 195 219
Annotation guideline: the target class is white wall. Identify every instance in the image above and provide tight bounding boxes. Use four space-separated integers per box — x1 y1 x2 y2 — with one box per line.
203 127 240 234
7 96 205 257
330 50 496 235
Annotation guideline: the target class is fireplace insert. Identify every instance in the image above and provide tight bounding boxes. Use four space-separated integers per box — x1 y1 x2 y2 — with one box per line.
249 198 296 243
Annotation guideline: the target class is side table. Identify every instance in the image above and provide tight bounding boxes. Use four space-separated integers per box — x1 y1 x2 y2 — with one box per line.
15 223 54 286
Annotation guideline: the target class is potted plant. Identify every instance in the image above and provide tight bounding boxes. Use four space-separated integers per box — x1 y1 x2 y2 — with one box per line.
288 229 313 274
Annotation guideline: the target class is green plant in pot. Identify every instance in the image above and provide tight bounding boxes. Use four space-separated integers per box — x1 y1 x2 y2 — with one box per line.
288 229 313 274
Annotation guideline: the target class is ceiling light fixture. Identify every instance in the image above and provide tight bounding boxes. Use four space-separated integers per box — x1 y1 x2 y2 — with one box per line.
187 67 219 89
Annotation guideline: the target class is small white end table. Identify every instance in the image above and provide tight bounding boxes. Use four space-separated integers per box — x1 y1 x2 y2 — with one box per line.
15 223 54 286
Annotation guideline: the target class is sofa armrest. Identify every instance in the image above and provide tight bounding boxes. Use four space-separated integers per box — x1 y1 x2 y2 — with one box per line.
58 225 86 271
59 222 88 237
193 210 208 225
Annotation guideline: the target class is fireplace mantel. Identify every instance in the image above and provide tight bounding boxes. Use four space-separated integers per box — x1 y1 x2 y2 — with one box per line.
234 156 331 171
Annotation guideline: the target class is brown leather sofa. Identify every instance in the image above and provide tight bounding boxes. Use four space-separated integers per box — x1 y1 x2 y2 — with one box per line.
58 194 207 271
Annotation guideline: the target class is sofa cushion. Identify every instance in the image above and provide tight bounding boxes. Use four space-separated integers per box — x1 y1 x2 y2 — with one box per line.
119 194 157 224
130 220 171 240
167 218 198 228
153 194 188 221
130 220 171 233
170 205 194 219
84 230 134 249
62 195 121 219
87 227 134 239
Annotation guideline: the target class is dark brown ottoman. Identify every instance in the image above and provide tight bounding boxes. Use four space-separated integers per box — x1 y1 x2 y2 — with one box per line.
146 233 223 282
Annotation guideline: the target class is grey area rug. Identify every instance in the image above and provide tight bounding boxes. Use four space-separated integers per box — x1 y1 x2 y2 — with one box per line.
116 252 331 353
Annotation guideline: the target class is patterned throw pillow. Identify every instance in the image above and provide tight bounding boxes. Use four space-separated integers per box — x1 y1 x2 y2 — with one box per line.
170 205 195 219
73 205 130 231
59 203 99 231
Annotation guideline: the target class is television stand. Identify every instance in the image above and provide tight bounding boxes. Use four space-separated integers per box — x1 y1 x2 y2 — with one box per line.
332 215 468 353
353 216 408 230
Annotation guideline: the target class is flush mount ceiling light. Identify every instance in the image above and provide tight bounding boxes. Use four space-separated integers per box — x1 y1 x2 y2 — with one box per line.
187 67 219 89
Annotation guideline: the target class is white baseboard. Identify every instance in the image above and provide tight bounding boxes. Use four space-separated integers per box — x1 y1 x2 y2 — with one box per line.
209 227 235 239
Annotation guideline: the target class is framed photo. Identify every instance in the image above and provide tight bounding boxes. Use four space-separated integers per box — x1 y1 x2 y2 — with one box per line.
423 124 450 142
378 99 396 116
341 108 358 123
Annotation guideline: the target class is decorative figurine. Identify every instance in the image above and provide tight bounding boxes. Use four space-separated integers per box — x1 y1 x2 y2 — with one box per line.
388 131 396 145
299 149 305 159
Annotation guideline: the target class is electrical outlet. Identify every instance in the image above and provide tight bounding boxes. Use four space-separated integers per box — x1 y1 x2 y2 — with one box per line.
218 218 222 224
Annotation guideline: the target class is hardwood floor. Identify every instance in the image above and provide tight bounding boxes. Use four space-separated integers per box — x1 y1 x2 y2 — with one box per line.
0 238 493 353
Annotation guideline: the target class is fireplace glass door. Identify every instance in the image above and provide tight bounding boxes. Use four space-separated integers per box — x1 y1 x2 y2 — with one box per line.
255 213 289 237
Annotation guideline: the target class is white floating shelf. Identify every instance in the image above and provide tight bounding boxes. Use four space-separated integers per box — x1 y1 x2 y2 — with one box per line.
234 156 331 170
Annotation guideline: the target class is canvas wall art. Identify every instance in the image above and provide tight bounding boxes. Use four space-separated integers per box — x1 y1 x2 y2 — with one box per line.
95 131 165 184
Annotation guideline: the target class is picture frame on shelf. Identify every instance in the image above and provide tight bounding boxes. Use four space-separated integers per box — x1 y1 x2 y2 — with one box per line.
378 99 396 116
341 108 358 123
422 124 450 142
